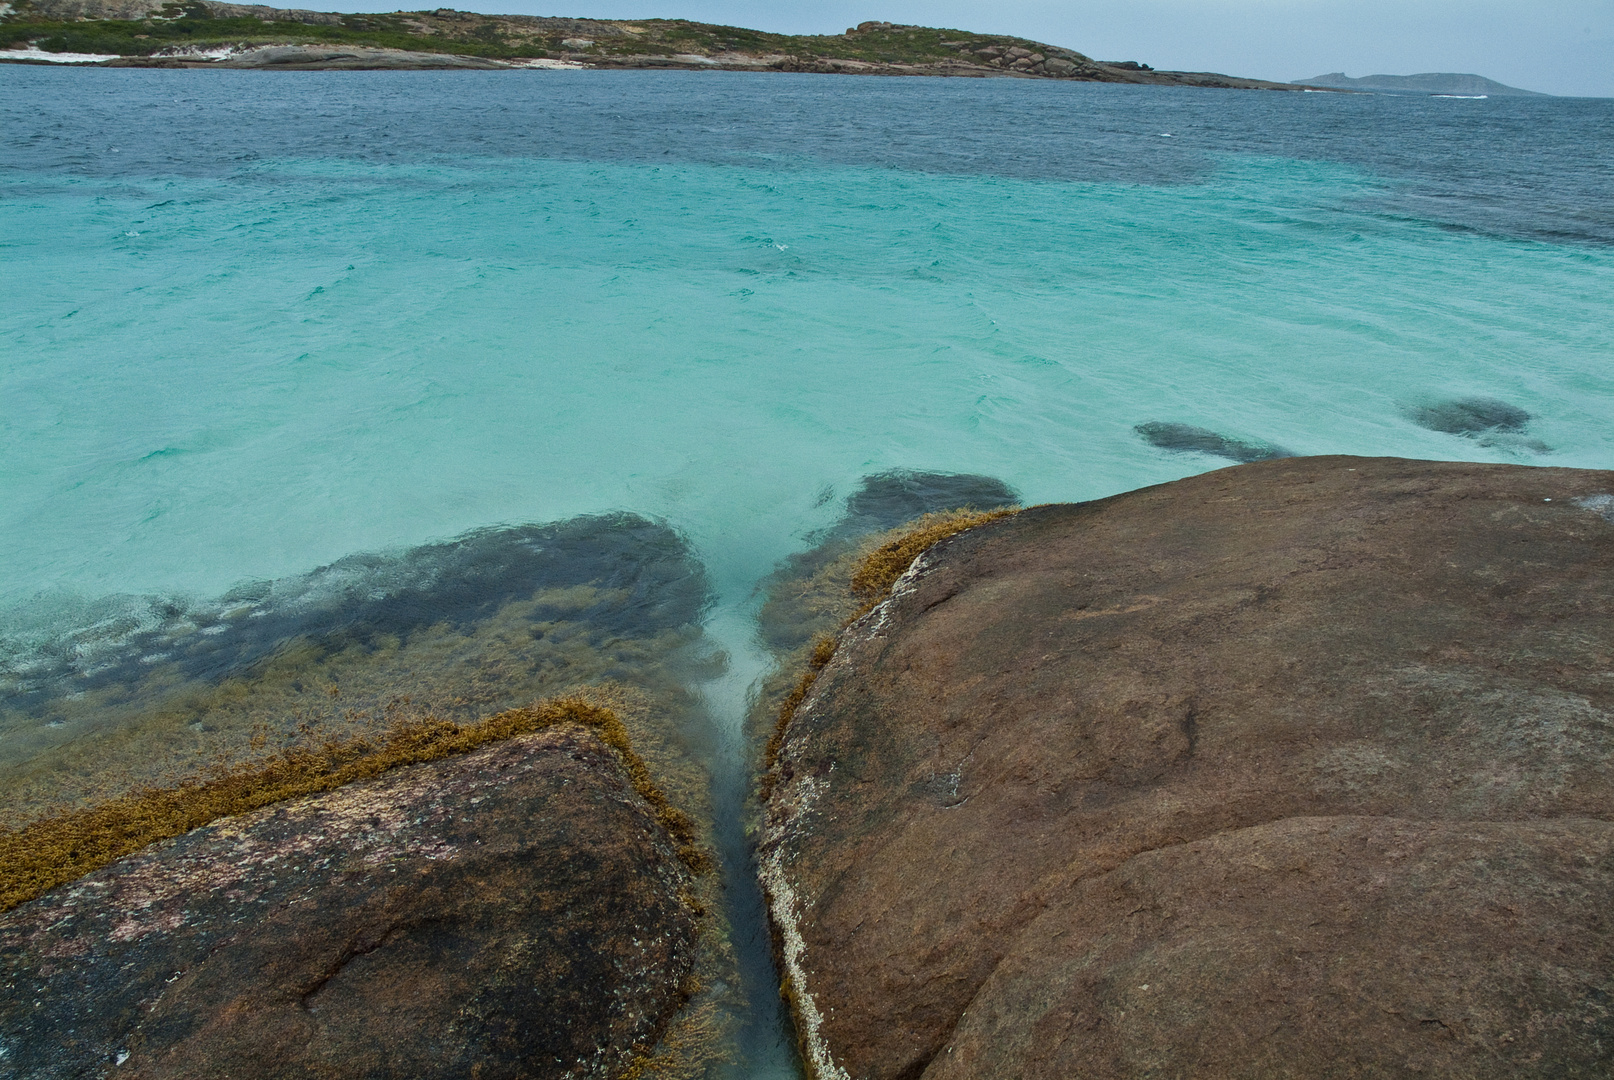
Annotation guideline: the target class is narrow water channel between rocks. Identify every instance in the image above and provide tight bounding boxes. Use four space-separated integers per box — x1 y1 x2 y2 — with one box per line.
698 600 804 1079
684 469 1025 1078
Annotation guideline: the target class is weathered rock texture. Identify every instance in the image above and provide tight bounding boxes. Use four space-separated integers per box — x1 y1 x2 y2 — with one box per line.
761 455 1614 1079
1 725 700 1079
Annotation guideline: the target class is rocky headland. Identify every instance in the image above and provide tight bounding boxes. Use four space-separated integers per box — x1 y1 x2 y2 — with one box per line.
762 455 1614 1078
2 2 1311 87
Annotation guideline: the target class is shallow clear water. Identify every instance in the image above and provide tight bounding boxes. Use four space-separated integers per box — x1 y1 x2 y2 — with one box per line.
3 67 1613 1076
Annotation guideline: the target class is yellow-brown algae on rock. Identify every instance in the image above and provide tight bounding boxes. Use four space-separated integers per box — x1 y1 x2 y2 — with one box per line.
747 471 1020 785
761 456 1614 1080
0 696 709 911
0 724 703 1079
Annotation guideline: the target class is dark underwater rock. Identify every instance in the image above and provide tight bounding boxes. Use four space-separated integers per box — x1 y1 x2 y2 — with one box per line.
0 725 701 1080
0 513 712 827
761 456 1614 1080
1409 395 1532 436
825 470 1020 545
1134 420 1293 463
5 513 704 709
1408 396 1550 453
757 470 1019 658
748 471 1019 756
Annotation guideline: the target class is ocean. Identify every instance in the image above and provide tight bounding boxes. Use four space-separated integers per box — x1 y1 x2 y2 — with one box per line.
3 67 1612 1076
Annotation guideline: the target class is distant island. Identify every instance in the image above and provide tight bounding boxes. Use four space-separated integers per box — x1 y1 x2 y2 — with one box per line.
1293 71 1547 97
1 0 1310 88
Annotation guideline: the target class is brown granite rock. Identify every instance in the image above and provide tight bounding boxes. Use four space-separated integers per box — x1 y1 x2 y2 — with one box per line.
1 725 700 1079
761 456 1614 1079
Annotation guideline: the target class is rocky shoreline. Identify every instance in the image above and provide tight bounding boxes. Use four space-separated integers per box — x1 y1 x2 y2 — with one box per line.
17 45 1310 89
761 456 1614 1078
0 512 739 1078
7 456 1612 1077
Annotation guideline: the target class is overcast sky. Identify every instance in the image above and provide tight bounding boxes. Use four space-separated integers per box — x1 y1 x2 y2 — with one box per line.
371 0 1614 97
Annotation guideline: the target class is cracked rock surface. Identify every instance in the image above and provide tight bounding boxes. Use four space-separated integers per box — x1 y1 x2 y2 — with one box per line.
761 455 1614 1079
0 725 699 1079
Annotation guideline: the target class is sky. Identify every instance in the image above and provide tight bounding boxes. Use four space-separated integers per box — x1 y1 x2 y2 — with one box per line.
349 0 1614 97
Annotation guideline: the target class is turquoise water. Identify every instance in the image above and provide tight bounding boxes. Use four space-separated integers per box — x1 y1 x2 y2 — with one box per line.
7 152 1611 610
4 68 1614 1076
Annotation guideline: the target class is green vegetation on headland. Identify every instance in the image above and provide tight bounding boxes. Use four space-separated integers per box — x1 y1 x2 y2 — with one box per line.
0 0 1308 87
3 1 537 59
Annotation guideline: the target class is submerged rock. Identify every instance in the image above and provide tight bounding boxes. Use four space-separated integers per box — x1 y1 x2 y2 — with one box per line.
762 456 1614 1079
825 470 1019 546
0 725 701 1079
750 471 1019 750
1410 395 1532 435
1134 420 1293 463
758 470 1019 657
1408 395 1549 454
0 513 711 828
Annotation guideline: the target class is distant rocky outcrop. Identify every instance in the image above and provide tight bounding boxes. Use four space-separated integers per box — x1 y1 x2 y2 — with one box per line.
13 0 163 18
1 726 702 1079
1293 71 1547 96
762 456 1614 1079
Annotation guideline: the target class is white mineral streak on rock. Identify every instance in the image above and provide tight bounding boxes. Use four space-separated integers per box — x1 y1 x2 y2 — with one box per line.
758 535 976 1078
759 769 848 1080
854 547 934 643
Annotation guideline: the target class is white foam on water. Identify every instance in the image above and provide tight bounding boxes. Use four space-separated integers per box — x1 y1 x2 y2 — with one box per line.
151 45 240 60
1 47 120 63
508 57 589 69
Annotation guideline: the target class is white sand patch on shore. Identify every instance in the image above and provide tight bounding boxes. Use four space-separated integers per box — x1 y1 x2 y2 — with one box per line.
508 57 589 69
152 45 239 60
